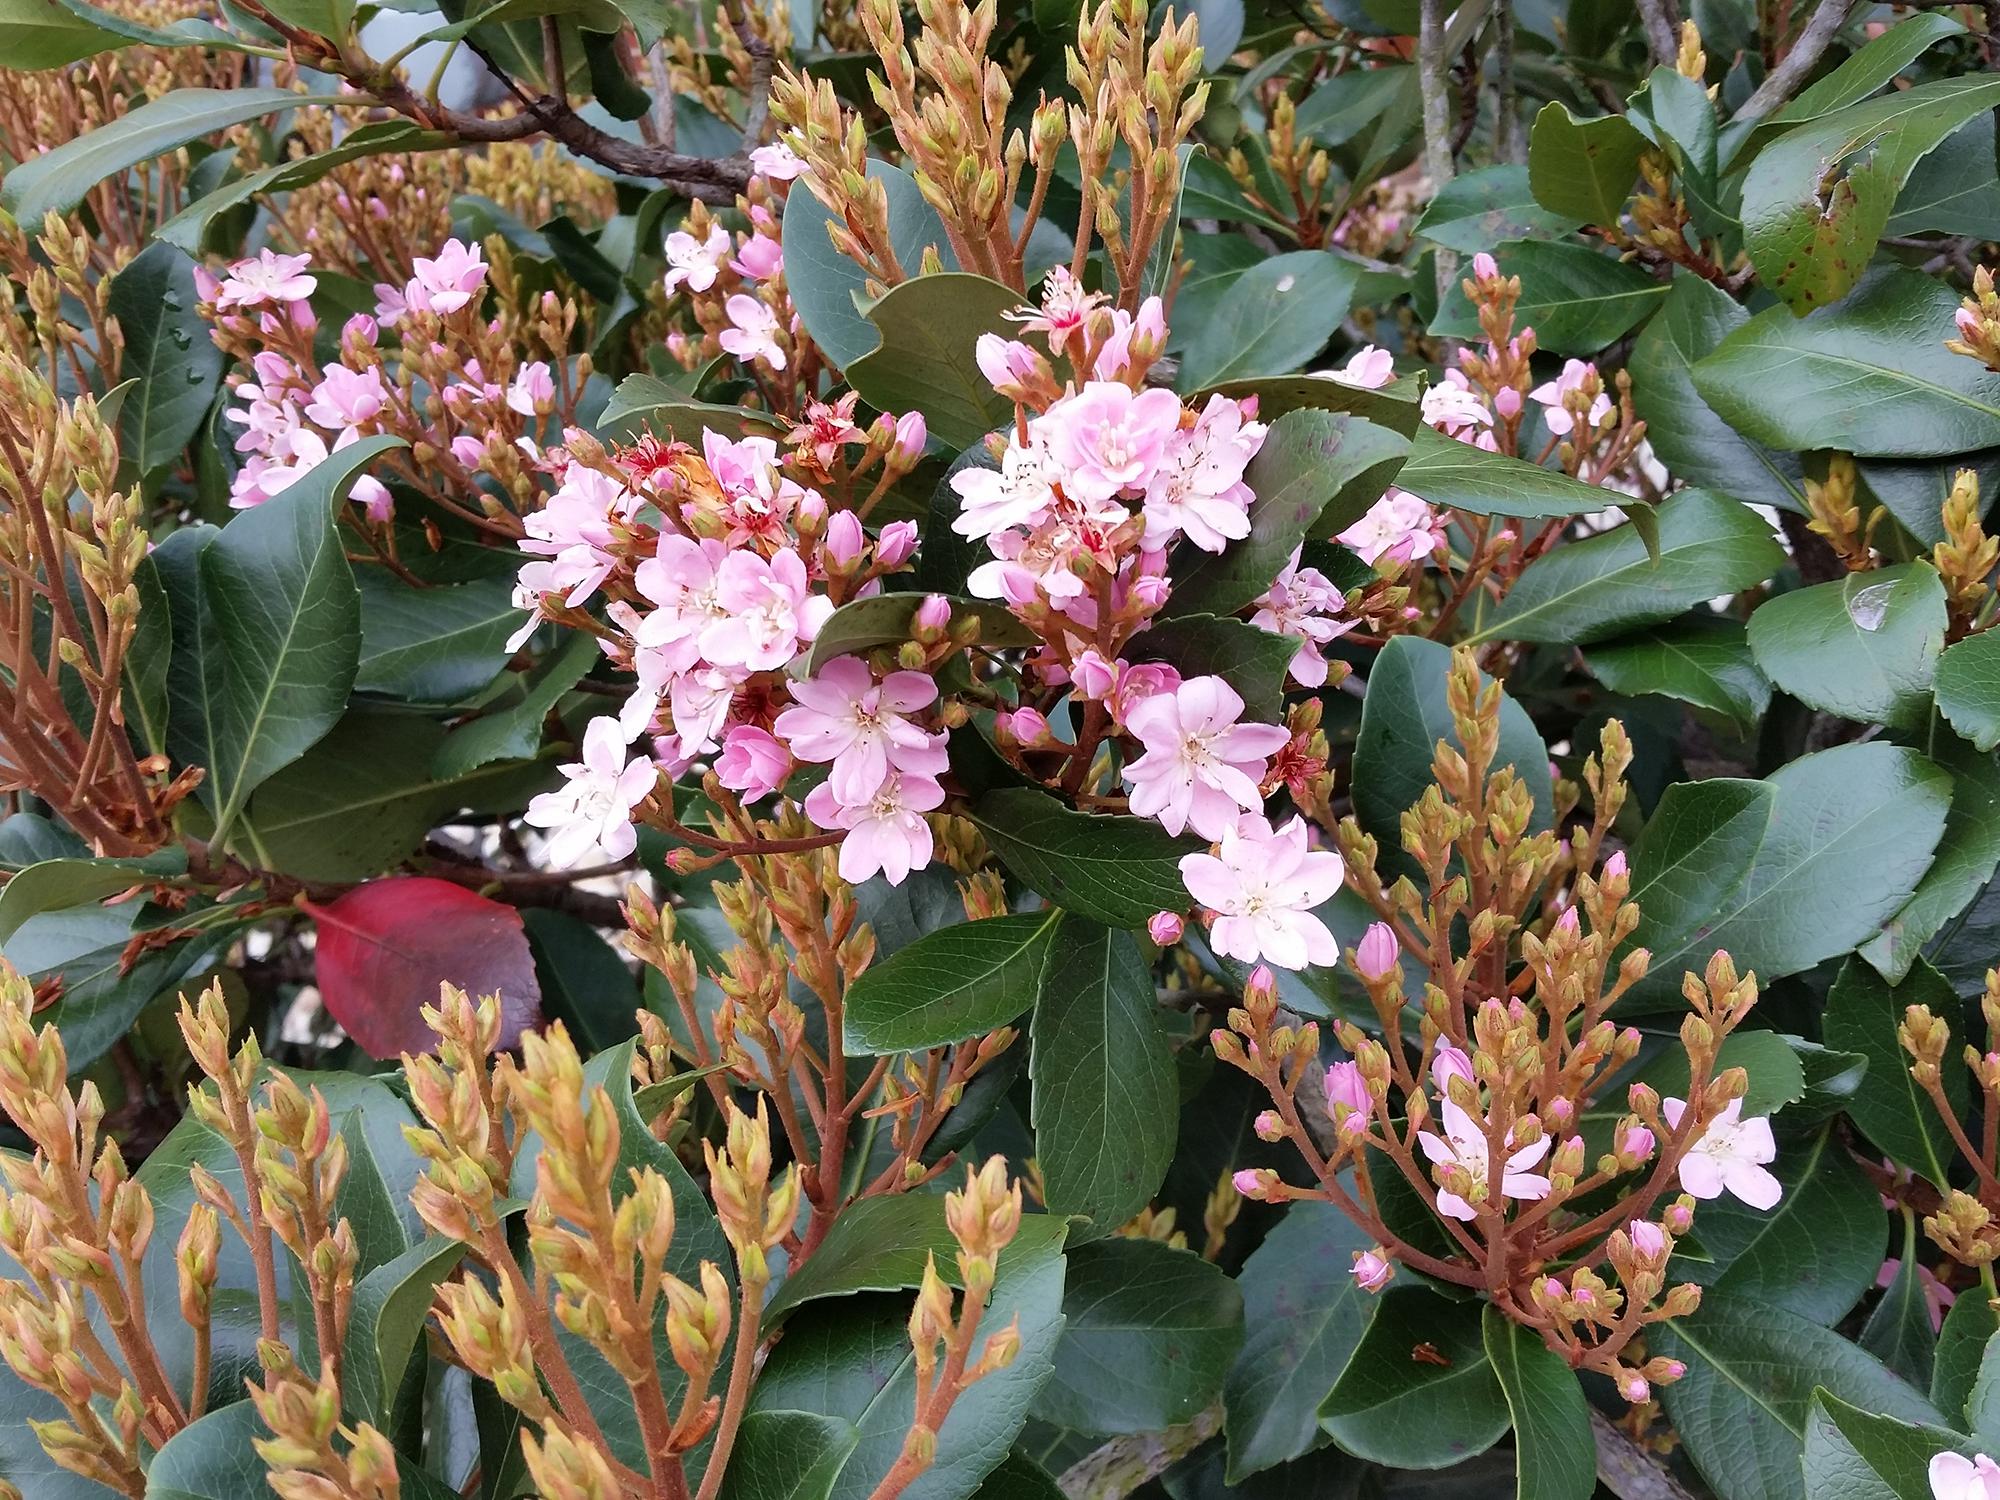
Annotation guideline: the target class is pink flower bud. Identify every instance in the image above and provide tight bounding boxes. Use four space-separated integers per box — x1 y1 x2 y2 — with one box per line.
1629 1219 1667 1258
876 520 919 567
1232 1168 1270 1199
1253 1109 1285 1142
1575 1286 1597 1308
1430 1044 1474 1093
1661 1360 1686 1380
1604 850 1628 879
1618 1123 1656 1165
1473 252 1500 280
1542 1276 1567 1301
1664 1201 1694 1234
1353 921 1400 981
894 411 928 462
1148 911 1185 945
1556 906 1580 934
1622 1376 1650 1403
1494 386 1522 418
1131 573 1172 610
1006 706 1050 745
192 264 222 302
914 593 951 633
1351 1249 1394 1293
450 435 486 469
1546 1096 1575 1129
1244 965 1278 1008
1325 1061 1369 1134
796 490 827 525
1071 649 1119 700
824 510 865 566
715 725 790 802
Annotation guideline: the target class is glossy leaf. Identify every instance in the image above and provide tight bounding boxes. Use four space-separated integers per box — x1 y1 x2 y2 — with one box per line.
1319 1287 1510 1469
1431 239 1668 353
524 906 641 1052
842 911 1058 1054
1862 739 2000 984
433 631 596 779
1526 101 1647 223
783 161 952 368
1175 251 1359 391
717 1412 859 1500
802 592 1032 674
1802 1390 1962 1500
0 0 124 67
1482 1306 1595 1500
354 572 520 704
1412 163 1582 253
1584 617 1772 736
106 241 222 476
308 876 542 1059
1033 1238 1244 1435
963 787 1200 928
1935 629 2000 751
1933 1289 1997 1424
1471 490 1783 645
1746 563 1947 730
1824 958 1967 1189
1029 917 1177 1240
1395 425 1617 519
1862 1209 1937 1389
764 1195 968 1322
342 1236 466 1427
845 273 1021 450
1125 613 1298 720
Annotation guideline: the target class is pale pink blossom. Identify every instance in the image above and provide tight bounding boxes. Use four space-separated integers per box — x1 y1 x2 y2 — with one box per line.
405 239 487 316
975 334 1052 400
1180 814 1342 970
1123 675 1289 840
1472 252 1500 280
950 441 1058 541
750 142 806 180
731 232 784 281
507 361 555 416
1628 1219 1667 1259
876 520 919 567
1418 1098 1552 1220
1353 922 1399 982
1663 1097 1780 1209
217 249 316 309
1070 649 1118 701
892 412 928 464
304 364 388 435
1338 491 1445 567
524 717 655 866
1529 358 1613 437
1141 394 1265 552
774 657 944 804
520 461 637 605
1093 296 1167 379
804 769 945 886
719 294 787 369
664 224 731 294
506 559 558 652
1033 381 1184 503
1422 374 1495 441
715 725 790 801
1329 345 1395 389
1007 265 1103 339
1251 548 1350 686
1930 1453 2000 1500
631 533 730 674
700 548 830 671
667 665 742 756
1351 1249 1394 1293
1430 1044 1475 1094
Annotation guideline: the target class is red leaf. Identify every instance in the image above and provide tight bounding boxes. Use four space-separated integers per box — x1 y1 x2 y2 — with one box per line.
309 877 542 1059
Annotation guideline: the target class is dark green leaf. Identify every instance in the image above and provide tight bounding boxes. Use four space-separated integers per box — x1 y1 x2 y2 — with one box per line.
1319 1287 1510 1469
1176 251 1360 392
1033 1238 1243 1435
1431 240 1669 353
1395 425 1618 519
1802 1389 1962 1500
1824 958 1967 1189
1746 563 1947 730
843 911 1059 1054
432 632 595 779
355 572 520 704
1936 629 2000 751
0 0 124 67
803 593 1032 675
342 1236 466 1427
717 1412 859 1500
523 907 640 1052
1526 101 1647 223
845 273 1021 451
106 241 222 475
964 787 1200 929
1412 163 1583 253
1471 490 1783 645
1482 1305 1595 1500
764 1195 967 1322
1584 617 1772 736
1030 917 1177 1240
1932 1287 1996 1422
1862 739 2000 984
1126 614 1299 720
592 379 784 444
1862 1209 1937 1389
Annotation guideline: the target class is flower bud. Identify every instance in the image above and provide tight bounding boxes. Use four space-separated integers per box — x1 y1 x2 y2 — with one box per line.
1350 1248 1393 1293
1353 922 1400 982
875 520 919 567
1148 911 1185 945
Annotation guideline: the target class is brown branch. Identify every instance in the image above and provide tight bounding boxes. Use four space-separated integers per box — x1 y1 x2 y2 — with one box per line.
1733 0 1855 121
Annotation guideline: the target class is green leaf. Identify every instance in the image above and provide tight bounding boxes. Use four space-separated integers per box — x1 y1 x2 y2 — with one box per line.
1824 958 1967 1189
1622 742 1951 1010
963 787 1200 929
967 1455 1064 1500
1319 1287 1510 1469
1 88 342 225
1676 1127 1884 1325
1967 1327 2000 1449
1639 1027 1809 1120
1175 251 1360 392
1395 425 1618 519
842 911 1058 1054
1746 563 1948 730
1756 13 1965 143
1862 1208 1937 1390
1126 613 1299 720
342 1236 466 1427
718 1412 859 1500
1030 917 1177 1241
524 907 640 1052
1526 101 1647 224
1629 276 1807 512
1935 629 2000 751
105 241 222 476
1652 1291 1945 1500
764 1195 967 1322
1202 373 1424 437
1584 617 1772 737
1033 1238 1243 1435
1430 240 1669 354
432 632 595 779
1862 739 2000 984
1742 76 2000 314
0 0 124 67
1161 409 1409 619
1470 490 1783 645
748 1216 1069 1500
1412 163 1583 253
165 435 404 847
1482 1306 1595 1500
783 161 952 370
1222 1199 1376 1479
1932 1284 1996 1422
802 593 1032 675
844 273 1020 451
592 379 784 444
355 571 520 704
1803 1389 1963 1500
1353 635 1554 849
0 851 181 948
1890 112 2000 241
1692 268 2000 459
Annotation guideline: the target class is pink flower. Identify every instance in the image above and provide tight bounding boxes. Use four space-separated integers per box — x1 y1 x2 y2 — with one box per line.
523 717 655 866
664 224 731 294
1123 676 1289 840
1148 911 1185 945
1430 1044 1475 1094
1338 491 1444 567
1422 375 1496 441
1628 1219 1667 1259
719 294 787 369
405 239 487 316
631 533 730 673
1353 922 1399 982
1007 266 1104 339
1329 345 1395 389
1034 381 1185 503
1141 394 1265 552
914 594 952 633
892 411 928 464
1662 1096 1781 1210
1232 1167 1275 1200
1930 1453 2000 1500
1070 649 1118 701
1472 252 1500 280
507 361 555 416
1325 1060 1368 1134
1418 1099 1552 1220
216 249 316 309
520 461 637 606
1005 706 1051 744
1093 296 1167 379
666 664 742 755
750 142 806 180
803 769 945 886
1351 1249 1394 1293
303 364 387 435
1180 814 1342 970
1251 548 1350 686
876 520 919 567
773 657 944 804
1529 359 1613 437
701 548 830 671
732 232 784 281
950 440 1058 541
715 725 791 801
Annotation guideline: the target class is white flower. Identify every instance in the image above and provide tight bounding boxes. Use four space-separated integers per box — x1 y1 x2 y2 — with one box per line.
1417 1098 1552 1221
1931 1452 2000 1500
719 294 787 369
664 225 731 294
1662 1096 1781 1210
523 717 655 866
1179 814 1342 970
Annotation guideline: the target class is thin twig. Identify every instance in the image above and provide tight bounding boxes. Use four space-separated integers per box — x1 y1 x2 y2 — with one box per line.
1733 0 1855 121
